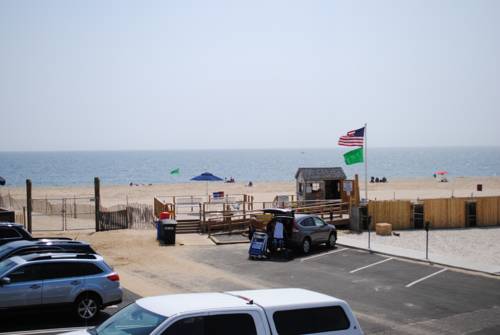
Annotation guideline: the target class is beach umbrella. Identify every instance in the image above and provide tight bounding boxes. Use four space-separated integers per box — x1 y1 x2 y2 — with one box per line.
191 172 223 195
0 176 5 186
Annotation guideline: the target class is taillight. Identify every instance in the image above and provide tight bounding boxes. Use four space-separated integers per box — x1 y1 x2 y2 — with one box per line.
107 273 120 282
292 220 299 233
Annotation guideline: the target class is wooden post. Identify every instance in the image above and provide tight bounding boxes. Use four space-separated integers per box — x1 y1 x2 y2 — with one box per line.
94 177 100 232
354 174 360 206
26 179 32 233
126 206 130 229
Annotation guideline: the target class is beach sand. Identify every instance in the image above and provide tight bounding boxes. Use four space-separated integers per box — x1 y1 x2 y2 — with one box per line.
2 176 500 207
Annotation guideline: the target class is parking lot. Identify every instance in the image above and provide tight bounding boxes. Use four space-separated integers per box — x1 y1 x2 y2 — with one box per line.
182 244 500 334
2 242 500 335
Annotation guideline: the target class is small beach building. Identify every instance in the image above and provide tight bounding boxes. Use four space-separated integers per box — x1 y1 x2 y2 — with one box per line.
295 167 349 203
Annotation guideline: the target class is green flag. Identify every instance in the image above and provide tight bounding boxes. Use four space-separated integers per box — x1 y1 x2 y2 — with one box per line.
170 168 180 176
343 148 364 165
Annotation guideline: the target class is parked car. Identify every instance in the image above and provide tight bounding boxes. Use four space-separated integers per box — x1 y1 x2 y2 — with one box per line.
254 209 337 254
0 253 122 320
64 288 363 335
289 214 337 254
0 239 96 261
0 222 71 246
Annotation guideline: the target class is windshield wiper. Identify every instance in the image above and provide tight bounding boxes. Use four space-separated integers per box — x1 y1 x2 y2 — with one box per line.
87 327 98 335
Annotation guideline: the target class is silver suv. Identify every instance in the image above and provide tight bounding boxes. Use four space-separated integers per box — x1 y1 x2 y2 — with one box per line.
0 253 122 320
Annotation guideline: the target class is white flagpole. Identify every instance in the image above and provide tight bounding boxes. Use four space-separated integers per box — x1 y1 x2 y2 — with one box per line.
364 123 368 202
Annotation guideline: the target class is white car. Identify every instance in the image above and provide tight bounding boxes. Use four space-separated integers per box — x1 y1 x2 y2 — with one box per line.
64 288 363 335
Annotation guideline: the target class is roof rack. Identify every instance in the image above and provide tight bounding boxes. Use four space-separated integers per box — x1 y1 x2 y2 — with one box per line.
27 253 97 261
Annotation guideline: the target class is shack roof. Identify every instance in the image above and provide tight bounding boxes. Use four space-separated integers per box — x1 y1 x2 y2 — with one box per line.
295 167 346 181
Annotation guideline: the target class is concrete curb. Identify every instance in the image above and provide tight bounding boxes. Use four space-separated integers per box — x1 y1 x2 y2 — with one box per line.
337 242 500 277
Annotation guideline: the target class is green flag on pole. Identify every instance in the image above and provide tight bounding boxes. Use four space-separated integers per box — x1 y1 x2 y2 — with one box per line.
170 168 180 176
343 148 364 165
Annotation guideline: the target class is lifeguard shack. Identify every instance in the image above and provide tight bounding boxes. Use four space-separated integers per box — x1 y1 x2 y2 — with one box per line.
295 167 350 203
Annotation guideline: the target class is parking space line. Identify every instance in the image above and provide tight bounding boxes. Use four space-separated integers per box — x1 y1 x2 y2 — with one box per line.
300 248 349 262
349 257 393 273
405 268 447 288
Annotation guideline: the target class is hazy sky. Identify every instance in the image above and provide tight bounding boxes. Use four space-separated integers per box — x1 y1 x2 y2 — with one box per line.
1 0 499 151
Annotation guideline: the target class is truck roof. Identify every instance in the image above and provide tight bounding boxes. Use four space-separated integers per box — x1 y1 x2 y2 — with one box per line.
227 288 344 309
136 292 250 317
136 288 345 317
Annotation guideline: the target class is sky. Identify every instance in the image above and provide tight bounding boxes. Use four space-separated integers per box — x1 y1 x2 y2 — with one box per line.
0 0 499 151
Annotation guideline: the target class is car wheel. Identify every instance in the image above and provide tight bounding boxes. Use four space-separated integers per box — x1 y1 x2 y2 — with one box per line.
75 293 100 321
326 233 336 248
301 238 311 254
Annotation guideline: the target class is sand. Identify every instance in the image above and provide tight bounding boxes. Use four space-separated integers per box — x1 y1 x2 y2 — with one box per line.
2 177 500 208
340 227 500 267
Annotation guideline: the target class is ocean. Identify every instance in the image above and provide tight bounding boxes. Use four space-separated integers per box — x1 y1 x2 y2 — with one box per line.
0 147 499 187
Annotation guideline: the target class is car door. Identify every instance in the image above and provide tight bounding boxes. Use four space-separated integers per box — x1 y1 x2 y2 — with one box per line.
313 217 330 242
298 217 320 243
0 263 42 308
41 262 85 305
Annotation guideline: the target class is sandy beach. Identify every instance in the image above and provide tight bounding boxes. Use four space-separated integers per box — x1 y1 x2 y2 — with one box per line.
2 176 500 207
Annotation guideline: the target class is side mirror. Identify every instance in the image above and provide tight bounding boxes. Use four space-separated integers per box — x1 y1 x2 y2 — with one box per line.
0 277 11 286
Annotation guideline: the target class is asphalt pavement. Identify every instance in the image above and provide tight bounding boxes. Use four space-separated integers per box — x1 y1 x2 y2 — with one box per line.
184 244 500 334
3 244 500 334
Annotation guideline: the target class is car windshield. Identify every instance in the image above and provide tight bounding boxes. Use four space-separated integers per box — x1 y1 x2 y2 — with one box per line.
0 259 17 276
93 303 167 335
0 245 15 260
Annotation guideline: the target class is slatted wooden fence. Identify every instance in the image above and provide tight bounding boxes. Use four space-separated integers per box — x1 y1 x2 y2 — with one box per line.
368 200 412 230
368 196 500 230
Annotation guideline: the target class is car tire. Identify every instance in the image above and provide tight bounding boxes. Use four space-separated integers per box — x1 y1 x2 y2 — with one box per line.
301 238 311 254
326 233 336 248
75 292 101 321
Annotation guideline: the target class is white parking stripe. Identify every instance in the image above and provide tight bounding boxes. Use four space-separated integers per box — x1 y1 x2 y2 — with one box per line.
300 248 349 262
405 268 447 288
349 257 393 273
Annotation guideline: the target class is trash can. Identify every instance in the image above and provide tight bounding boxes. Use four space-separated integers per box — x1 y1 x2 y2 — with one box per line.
161 219 177 245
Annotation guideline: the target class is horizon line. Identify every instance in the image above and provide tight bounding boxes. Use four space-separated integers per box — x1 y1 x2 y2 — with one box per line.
1 145 500 153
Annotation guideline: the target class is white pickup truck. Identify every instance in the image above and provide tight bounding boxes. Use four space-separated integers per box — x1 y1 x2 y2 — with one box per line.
66 288 363 335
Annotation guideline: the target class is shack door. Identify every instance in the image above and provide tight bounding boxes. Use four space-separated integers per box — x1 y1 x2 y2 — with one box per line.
325 180 341 200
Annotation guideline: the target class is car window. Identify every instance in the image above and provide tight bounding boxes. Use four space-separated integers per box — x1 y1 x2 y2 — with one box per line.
78 263 103 276
0 259 17 276
42 262 82 280
0 228 21 239
273 306 351 334
7 264 41 283
300 218 315 227
206 314 257 335
163 314 257 335
163 316 204 335
313 217 326 227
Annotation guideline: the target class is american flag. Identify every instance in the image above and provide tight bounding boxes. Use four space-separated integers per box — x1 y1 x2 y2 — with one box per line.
338 127 365 146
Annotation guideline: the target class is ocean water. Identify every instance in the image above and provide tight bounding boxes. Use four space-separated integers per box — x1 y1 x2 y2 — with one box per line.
0 147 499 187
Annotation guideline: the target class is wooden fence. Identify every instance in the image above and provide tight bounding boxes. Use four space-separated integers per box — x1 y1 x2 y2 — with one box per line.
368 200 412 230
423 198 468 229
367 196 500 230
476 196 500 226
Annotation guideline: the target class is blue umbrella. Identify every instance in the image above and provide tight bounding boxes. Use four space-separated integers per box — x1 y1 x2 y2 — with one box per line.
191 172 223 195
